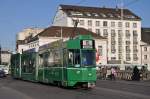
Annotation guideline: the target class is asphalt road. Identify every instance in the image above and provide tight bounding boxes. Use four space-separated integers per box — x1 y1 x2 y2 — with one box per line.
0 76 150 99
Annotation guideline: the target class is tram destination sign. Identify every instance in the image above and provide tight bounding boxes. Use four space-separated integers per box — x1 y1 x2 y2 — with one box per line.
81 40 95 49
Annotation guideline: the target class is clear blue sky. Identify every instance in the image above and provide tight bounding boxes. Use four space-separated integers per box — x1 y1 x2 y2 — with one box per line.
0 0 149 51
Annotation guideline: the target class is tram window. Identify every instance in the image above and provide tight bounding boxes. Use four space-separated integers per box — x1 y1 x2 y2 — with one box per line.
21 53 35 73
82 50 95 66
68 49 80 67
43 52 50 67
63 49 68 67
68 52 73 65
39 54 44 67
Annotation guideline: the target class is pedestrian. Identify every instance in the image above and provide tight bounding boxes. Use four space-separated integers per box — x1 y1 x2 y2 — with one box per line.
132 66 140 81
140 66 148 80
106 67 111 80
102 66 107 80
111 67 117 80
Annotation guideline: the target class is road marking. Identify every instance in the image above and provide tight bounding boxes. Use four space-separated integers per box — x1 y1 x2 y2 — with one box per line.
95 87 150 99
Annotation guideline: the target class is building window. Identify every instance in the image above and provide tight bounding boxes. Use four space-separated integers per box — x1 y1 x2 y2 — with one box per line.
133 30 138 36
125 22 130 28
118 54 122 59
111 30 115 37
144 47 147 51
95 21 100 27
126 46 130 53
126 54 131 61
126 41 130 45
118 46 122 53
133 46 138 52
88 20 92 26
111 41 116 45
133 23 137 28
125 30 130 38
144 55 148 60
111 22 115 27
103 29 108 37
111 45 116 53
118 22 122 27
79 20 84 26
133 54 138 61
98 46 103 56
111 57 116 60
103 21 107 27
118 30 122 38
96 29 100 35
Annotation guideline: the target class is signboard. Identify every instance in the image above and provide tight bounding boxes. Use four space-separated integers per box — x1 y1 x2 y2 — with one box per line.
81 40 95 49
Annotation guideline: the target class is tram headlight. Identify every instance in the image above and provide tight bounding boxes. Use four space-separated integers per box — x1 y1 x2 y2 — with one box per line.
88 73 92 76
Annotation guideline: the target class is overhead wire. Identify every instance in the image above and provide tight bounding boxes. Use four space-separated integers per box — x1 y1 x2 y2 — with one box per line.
124 0 140 7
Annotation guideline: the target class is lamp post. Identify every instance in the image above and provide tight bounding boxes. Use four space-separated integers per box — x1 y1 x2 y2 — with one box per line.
120 0 125 70
60 27 64 85
0 45 1 65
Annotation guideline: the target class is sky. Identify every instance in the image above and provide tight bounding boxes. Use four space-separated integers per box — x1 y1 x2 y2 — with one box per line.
0 0 149 51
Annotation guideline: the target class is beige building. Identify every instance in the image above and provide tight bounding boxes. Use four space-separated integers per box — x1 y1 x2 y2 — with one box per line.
141 28 150 70
0 50 12 65
16 26 107 65
53 4 142 65
16 27 44 40
16 27 44 53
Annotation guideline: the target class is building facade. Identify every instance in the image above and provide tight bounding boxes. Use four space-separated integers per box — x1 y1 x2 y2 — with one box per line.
53 4 142 65
16 26 107 65
16 28 44 41
141 28 150 70
16 28 44 53
0 50 12 65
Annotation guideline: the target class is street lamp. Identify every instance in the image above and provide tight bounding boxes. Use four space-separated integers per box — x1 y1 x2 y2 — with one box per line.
120 0 125 70
0 44 1 65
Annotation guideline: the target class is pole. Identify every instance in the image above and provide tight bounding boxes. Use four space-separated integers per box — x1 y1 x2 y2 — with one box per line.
61 27 64 85
120 0 125 70
0 45 1 65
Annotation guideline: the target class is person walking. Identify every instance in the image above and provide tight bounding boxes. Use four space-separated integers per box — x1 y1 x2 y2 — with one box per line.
111 67 117 80
102 66 107 80
132 66 140 81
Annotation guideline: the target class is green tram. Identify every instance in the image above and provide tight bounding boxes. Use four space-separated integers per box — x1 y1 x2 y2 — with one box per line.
11 35 96 88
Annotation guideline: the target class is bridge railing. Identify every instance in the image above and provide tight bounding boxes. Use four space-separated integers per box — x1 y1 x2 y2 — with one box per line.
97 69 150 81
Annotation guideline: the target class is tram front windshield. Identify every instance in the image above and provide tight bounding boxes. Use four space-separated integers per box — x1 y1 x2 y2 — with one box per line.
82 50 95 66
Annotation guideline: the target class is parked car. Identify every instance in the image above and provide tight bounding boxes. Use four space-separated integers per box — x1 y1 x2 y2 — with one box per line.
0 68 6 78
0 65 9 75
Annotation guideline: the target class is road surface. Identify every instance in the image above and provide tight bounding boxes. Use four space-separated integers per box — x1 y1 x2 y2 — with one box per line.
0 76 150 99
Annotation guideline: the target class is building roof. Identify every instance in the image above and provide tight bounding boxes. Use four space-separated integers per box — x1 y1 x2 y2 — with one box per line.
36 26 106 39
60 4 141 20
141 28 150 44
16 40 25 45
18 26 106 44
1 50 12 54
